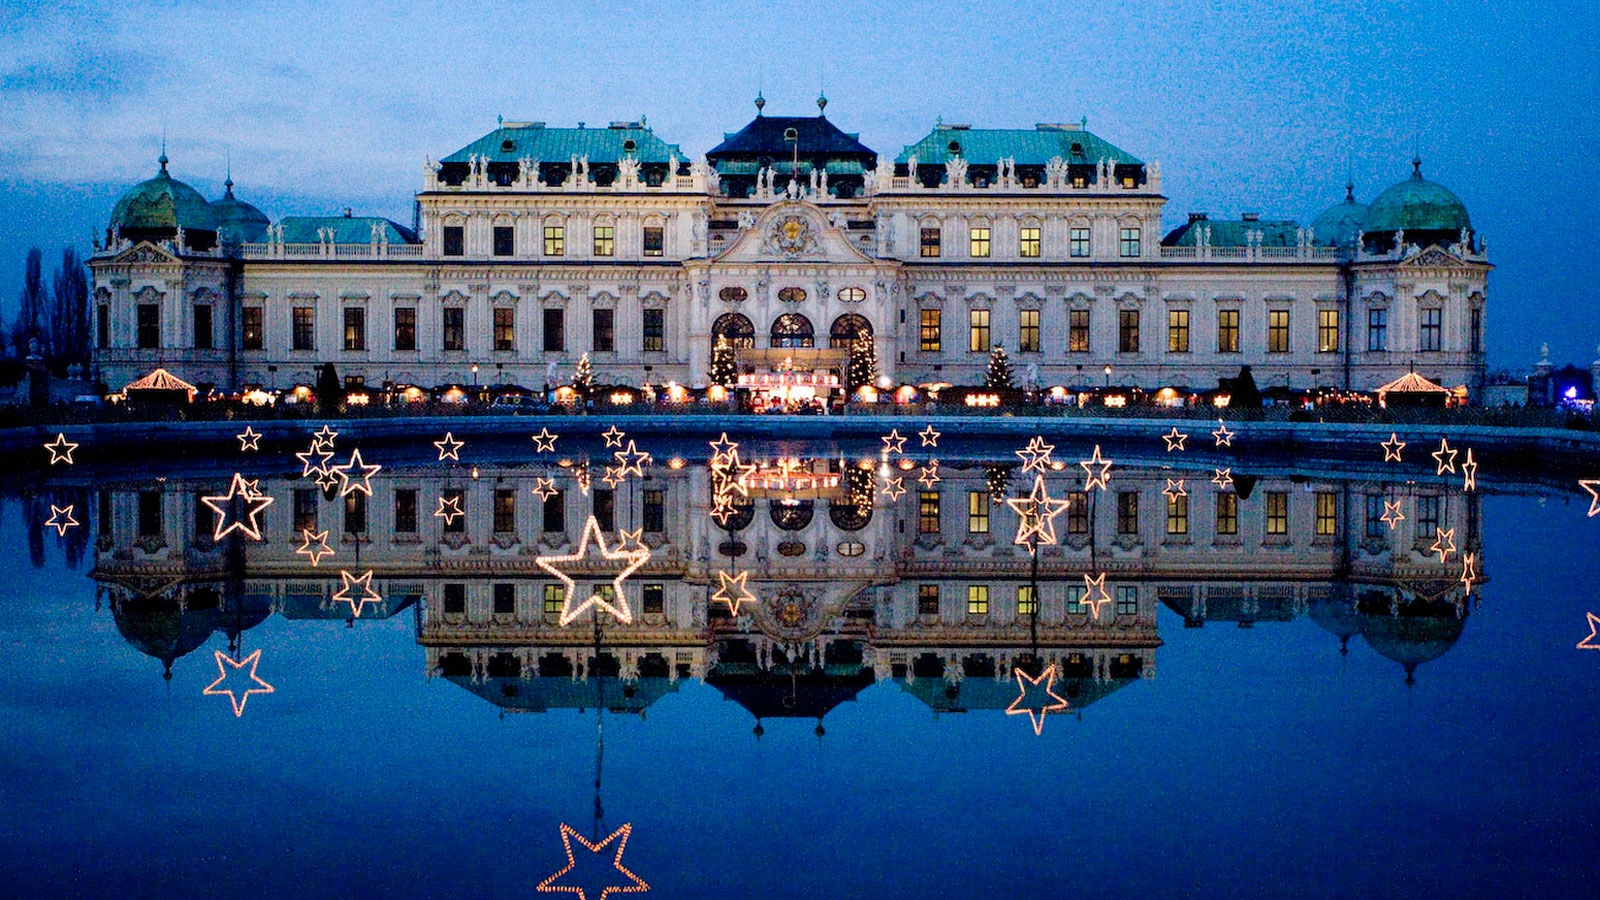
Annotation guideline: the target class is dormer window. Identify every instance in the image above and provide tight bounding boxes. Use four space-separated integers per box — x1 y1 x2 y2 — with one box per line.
1121 175 1136 189
622 139 637 152
500 139 515 153
947 140 961 154
1071 175 1088 189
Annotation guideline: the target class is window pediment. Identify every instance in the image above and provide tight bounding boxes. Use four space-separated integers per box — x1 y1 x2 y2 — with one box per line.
490 289 519 305
439 289 470 305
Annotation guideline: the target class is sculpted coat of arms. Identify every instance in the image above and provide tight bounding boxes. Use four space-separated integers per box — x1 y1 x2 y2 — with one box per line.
765 215 818 257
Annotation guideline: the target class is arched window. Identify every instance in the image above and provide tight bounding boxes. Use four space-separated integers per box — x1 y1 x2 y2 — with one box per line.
715 496 755 532
712 313 756 349
771 314 815 349
828 499 873 531
830 314 873 349
770 500 815 531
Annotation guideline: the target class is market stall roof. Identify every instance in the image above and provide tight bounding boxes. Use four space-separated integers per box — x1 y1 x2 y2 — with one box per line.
124 367 197 395
1375 372 1450 396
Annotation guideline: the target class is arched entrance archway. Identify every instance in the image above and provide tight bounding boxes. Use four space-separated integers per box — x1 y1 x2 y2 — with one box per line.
712 313 756 349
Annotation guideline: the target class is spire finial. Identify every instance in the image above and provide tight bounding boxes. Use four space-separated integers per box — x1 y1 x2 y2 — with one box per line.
1080 115 1088 129
1412 155 1422 178
817 91 827 116
225 148 233 194
1344 181 1354 202
159 127 167 172
755 91 765 115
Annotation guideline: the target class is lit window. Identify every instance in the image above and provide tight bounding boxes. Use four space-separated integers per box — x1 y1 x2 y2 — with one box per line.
1215 492 1238 535
1267 310 1290 353
593 224 614 257
442 307 465 351
1217 309 1240 353
1265 491 1288 536
1017 585 1038 616
1315 492 1337 536
1166 493 1188 535
1019 226 1040 258
1018 309 1040 353
967 491 990 534
968 309 990 353
920 226 941 257
494 307 515 351
643 226 664 257
1167 309 1190 353
343 307 365 351
543 223 564 256
920 309 942 352
1318 309 1339 353
494 489 516 533
969 226 991 258
642 584 664 615
1069 309 1089 352
543 583 564 615
1070 227 1091 257
917 584 940 616
1118 309 1140 353
967 585 989 616
918 491 940 533
241 307 262 350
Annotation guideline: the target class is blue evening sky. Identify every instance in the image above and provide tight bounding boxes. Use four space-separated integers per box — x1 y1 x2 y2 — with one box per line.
1 0 1596 369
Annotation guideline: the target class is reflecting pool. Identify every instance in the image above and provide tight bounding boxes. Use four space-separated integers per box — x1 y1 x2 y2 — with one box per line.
2 423 1597 898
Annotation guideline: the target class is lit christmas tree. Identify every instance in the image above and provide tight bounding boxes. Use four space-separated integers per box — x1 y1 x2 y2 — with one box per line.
846 329 878 392
985 344 1014 389
572 352 593 398
709 334 737 387
983 464 1014 502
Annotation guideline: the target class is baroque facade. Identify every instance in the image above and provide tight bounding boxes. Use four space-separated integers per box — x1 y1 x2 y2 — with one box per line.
89 99 1491 399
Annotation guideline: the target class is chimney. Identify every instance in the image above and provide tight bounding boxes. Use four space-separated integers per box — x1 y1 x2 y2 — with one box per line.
1241 212 1260 222
343 208 352 218
1187 212 1208 223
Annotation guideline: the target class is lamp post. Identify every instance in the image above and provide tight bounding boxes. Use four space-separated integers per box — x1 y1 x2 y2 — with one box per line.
1104 364 1112 389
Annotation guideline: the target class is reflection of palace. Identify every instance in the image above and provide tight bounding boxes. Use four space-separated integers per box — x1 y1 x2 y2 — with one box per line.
89 456 1483 723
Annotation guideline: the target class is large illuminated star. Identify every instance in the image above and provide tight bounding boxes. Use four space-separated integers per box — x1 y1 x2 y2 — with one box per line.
1006 474 1071 548
1162 427 1188 452
613 440 651 478
202 473 275 541
203 649 274 717
1462 449 1478 492
1211 468 1234 490
711 449 755 497
1015 435 1055 474
1381 433 1406 462
536 516 649 626
917 459 941 488
708 495 738 526
44 433 78 465
434 432 465 461
1079 445 1113 492
532 428 559 453
533 477 559 502
600 465 626 488
600 425 627 448
434 495 465 526
1381 499 1405 529
332 569 382 617
1430 527 1457 563
881 429 907 454
1163 478 1187 500
45 504 78 535
236 426 261 451
296 446 335 477
1082 573 1112 620
708 432 737 461
1005 665 1070 736
1578 612 1600 652
1431 438 1458 475
1212 420 1235 447
919 425 941 447
535 823 649 900
1581 479 1600 517
711 570 758 615
331 448 382 497
310 425 339 452
296 528 335 567
881 475 906 500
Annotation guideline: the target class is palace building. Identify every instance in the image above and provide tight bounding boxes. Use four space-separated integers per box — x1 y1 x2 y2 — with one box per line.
88 97 1491 401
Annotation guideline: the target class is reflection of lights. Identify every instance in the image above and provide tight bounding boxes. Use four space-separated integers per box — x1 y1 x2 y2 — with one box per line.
1079 445 1113 492
531 428 559 453
616 528 646 555
314 469 341 492
1082 573 1111 620
601 425 627 448
574 467 591 496
1162 427 1188 452
710 449 755 497
709 432 737 461
881 476 906 500
433 432 464 461
533 478 559 501
296 447 334 477
45 504 78 535
965 393 1001 407
1212 420 1234 447
917 460 941 488
1163 478 1186 499
601 466 626 488
881 430 907 454
1211 468 1233 489
332 569 382 617
1431 438 1457 475
44 433 78 465
311 425 339 451
203 649 274 717
1462 449 1478 491
918 425 941 447
1581 480 1600 517
331 448 382 497
1380 499 1405 529
434 495 465 526
897 458 916 471
1459 553 1478 596
202 473 275 541
296 528 335 566
667 456 686 470
1014 435 1054 474
236 426 261 451
536 823 649 900
1381 433 1406 462
536 516 649 626
711 570 758 615
1578 612 1600 651
1430 527 1457 563
708 496 737 525
1006 474 1071 548
1006 665 1069 736
613 441 651 478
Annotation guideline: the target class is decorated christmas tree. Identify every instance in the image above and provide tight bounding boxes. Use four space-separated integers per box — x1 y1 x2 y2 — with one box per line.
709 334 737 387
983 464 1014 502
985 344 1014 389
846 329 878 392
572 352 593 398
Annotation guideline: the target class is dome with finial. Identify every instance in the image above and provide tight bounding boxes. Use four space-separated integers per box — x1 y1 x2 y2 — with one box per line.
211 175 271 244
1362 157 1472 250
754 91 765 115
108 152 219 250
111 594 222 680
1355 589 1466 685
817 91 828 116
1311 182 1369 248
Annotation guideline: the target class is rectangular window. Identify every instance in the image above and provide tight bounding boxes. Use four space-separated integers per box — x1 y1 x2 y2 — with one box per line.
492 225 514 257
592 309 614 353
1166 493 1188 535
1118 309 1140 353
967 491 990 534
291 306 314 351
593 224 615 257
919 309 941 352
343 307 365 351
1064 583 1087 615
343 492 366 535
1017 585 1038 616
138 491 162 537
594 490 615 532
642 226 665 257
969 226 991 258
97 304 110 349
1167 309 1190 353
543 308 565 352
966 585 989 616
1420 308 1443 351
1069 309 1090 353
917 584 940 616
642 308 665 352
968 309 991 353
1416 495 1440 534
442 307 465 351
1265 491 1289 536
1217 308 1240 353
1067 492 1089 534
1215 492 1238 535
493 583 515 615
394 307 416 351
395 488 418 533
238 306 264 351
441 489 465 534
442 225 464 257
443 583 466 615
642 584 664 615
1315 492 1338 537
643 489 665 533
1018 309 1040 353
1070 227 1091 258
1368 308 1388 351
1119 226 1141 257
920 227 941 258
1019 226 1040 258
293 489 318 533
493 489 516 534
543 490 565 533
1116 492 1139 535
493 307 515 352
1318 309 1340 353
543 583 564 615
1365 494 1386 538
918 491 940 534
192 305 213 350
543 224 565 256
1115 586 1138 617
1470 308 1482 354
1267 310 1290 353
136 304 160 349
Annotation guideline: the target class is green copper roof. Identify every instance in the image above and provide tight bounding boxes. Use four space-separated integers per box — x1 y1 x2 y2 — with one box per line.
109 155 219 234
1162 217 1301 248
1363 159 1471 234
278 215 418 245
212 178 271 244
1311 185 1368 247
894 124 1142 166
442 122 683 165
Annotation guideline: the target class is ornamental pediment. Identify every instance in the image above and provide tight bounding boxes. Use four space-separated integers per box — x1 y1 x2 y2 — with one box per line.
1401 246 1462 268
110 241 180 266
714 200 874 265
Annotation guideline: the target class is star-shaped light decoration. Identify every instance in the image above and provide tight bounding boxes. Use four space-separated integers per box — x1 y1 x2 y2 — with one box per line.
536 516 650 626
331 448 382 497
1575 479 1600 518
1382 433 1406 462
1005 665 1070 736
1430 527 1457 563
1082 573 1112 620
314 469 341 492
711 570 758 615
613 440 651 478
45 504 78 536
532 428 559 453
918 425 941 447
1380 499 1405 529
296 528 335 567
202 649 274 717
434 432 465 461
600 425 627 448
296 446 335 478
600 465 626 489
1431 438 1458 475
1163 478 1187 500
1212 420 1235 447
239 476 265 500
616 528 647 556
1162 427 1188 452
881 429 907 454
1462 449 1478 492
332 569 383 617
310 425 339 452
881 475 906 500
1459 552 1478 597
434 494 465 526
533 477 559 502
1006 474 1072 548
236 426 261 451
202 473 275 542
1080 445 1113 492
1578 612 1600 652
1015 436 1055 474
708 495 738 526
44 433 78 465
1211 468 1234 490
917 459 941 488
535 823 649 900
708 432 737 462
